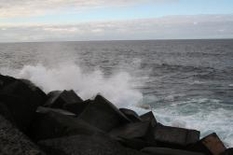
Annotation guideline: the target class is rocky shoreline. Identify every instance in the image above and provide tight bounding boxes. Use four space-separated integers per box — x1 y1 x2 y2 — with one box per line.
0 74 232 155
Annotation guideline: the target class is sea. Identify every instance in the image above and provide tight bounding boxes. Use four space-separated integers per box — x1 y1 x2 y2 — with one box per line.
0 39 233 146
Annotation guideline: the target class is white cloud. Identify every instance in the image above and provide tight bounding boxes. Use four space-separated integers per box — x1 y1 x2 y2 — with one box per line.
0 14 233 42
43 27 78 33
0 0 177 17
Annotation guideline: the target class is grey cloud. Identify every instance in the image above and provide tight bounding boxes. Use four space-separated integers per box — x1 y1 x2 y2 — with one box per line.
0 14 233 42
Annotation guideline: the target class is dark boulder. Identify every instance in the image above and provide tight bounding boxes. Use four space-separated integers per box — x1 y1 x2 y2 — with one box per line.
0 77 47 132
20 79 47 103
0 115 45 155
109 121 156 149
141 147 205 155
120 108 142 123
109 121 151 139
0 101 14 123
189 133 226 155
0 74 16 89
36 106 76 116
38 135 147 155
63 99 91 116
221 148 233 155
152 123 200 149
0 78 46 106
29 111 103 141
78 95 130 132
45 90 62 105
140 111 157 127
44 90 83 108
117 138 156 150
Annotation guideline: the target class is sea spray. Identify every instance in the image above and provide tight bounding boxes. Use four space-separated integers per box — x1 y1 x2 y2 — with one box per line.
17 63 143 108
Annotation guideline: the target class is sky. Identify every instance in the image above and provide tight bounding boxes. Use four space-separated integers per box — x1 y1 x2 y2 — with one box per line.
0 0 233 42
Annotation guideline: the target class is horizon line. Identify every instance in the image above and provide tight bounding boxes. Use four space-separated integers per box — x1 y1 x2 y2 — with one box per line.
1 38 233 44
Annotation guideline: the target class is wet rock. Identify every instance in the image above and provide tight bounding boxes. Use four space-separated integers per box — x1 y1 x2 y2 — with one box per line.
0 101 14 123
79 95 130 132
140 111 157 127
0 115 45 155
109 121 151 139
152 123 200 149
63 99 91 116
0 77 47 132
20 79 47 102
141 147 205 155
189 133 226 155
117 138 156 150
120 108 142 123
44 90 83 108
109 121 155 150
36 106 76 116
0 74 16 89
45 90 62 105
221 148 233 155
38 135 147 155
29 111 103 141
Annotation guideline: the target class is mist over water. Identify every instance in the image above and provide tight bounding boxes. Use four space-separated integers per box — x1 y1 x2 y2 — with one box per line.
0 40 233 146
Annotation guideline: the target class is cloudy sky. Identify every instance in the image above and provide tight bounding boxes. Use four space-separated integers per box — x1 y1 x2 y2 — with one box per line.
0 0 233 42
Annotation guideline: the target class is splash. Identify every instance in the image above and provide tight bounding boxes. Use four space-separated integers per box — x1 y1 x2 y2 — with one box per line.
17 62 143 107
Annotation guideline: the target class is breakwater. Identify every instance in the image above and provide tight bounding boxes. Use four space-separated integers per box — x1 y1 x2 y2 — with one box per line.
0 74 232 155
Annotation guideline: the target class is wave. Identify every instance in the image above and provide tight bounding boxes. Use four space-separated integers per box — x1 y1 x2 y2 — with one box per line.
7 62 143 108
148 98 233 147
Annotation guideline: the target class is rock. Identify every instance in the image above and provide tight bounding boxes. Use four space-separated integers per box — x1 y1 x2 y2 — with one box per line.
45 90 62 105
0 101 14 123
140 111 157 127
109 121 151 139
36 106 76 116
0 77 47 132
29 111 103 141
1 78 47 106
109 121 156 150
221 148 233 155
0 114 45 155
63 99 91 116
119 108 142 123
117 138 156 150
189 133 226 155
0 74 15 89
38 135 147 155
44 90 83 108
141 147 205 155
20 79 47 102
79 95 130 132
152 123 200 149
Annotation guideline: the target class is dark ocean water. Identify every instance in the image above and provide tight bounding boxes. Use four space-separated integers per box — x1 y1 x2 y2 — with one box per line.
0 39 233 146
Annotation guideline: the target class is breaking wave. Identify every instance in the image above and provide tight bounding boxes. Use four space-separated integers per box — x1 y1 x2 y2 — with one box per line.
15 62 143 108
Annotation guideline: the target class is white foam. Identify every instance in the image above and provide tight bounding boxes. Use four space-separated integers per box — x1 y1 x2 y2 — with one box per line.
16 63 143 108
151 98 233 147
189 80 206 85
